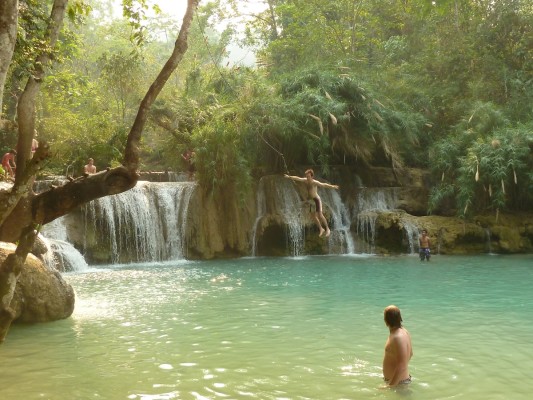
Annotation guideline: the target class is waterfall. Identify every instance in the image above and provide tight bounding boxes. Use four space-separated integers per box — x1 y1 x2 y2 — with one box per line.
484 228 493 254
353 188 399 214
39 181 196 265
356 211 378 254
354 188 398 253
402 220 420 254
251 178 267 257
319 188 355 254
251 176 356 256
82 181 196 263
353 188 419 254
277 179 306 257
41 218 89 272
250 177 305 257
41 237 90 272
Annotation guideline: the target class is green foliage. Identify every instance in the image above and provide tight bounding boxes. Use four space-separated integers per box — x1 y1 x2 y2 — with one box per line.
192 117 251 201
429 118 533 216
274 67 427 169
4 0 531 216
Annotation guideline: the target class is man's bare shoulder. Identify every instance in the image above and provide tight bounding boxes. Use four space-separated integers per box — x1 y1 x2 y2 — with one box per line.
391 327 410 341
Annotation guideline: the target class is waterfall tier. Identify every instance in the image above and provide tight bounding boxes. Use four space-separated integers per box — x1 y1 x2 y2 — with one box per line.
41 181 196 265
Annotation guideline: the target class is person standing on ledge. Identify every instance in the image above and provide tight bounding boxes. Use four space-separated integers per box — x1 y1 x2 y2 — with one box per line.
181 148 196 181
2 149 17 178
84 158 96 174
284 169 339 237
419 229 431 261
382 305 413 387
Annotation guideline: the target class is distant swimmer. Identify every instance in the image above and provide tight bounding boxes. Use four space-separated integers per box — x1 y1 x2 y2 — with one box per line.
284 169 339 237
382 305 413 387
419 229 431 261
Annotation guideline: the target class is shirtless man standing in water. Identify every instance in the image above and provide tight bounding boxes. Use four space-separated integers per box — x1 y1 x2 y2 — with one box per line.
382 305 413 387
284 169 339 237
419 229 431 261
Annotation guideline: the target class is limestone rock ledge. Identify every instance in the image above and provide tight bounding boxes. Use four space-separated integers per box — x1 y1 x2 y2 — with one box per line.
365 211 533 254
0 242 75 323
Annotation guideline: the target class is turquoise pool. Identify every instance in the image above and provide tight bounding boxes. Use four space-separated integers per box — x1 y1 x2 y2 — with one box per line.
1 254 532 399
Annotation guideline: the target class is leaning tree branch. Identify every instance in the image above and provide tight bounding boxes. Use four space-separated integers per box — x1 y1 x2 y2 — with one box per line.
124 0 199 172
32 165 136 226
0 143 50 227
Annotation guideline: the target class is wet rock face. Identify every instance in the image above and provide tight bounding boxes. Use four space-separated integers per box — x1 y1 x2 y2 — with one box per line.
1 243 75 324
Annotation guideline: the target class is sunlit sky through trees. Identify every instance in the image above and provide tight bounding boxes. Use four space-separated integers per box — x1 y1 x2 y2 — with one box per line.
110 0 267 65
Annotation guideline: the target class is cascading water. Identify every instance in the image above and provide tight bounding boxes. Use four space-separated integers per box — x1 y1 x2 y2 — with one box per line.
250 176 306 257
41 237 90 272
41 216 89 272
82 181 196 263
251 176 356 256
39 181 196 265
251 178 267 257
353 188 420 254
484 228 494 254
319 188 355 254
353 188 398 253
402 220 420 254
275 179 306 257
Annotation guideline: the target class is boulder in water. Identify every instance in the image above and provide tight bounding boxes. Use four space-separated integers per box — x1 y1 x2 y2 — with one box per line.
0 242 75 323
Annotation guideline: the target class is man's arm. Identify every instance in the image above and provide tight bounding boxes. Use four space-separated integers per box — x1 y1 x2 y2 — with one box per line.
284 174 306 182
314 180 339 190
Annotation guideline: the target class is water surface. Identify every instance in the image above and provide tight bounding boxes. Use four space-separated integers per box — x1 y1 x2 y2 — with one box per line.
1 255 532 399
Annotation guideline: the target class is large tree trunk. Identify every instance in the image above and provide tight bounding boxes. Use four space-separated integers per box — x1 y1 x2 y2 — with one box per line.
0 0 200 342
0 226 38 342
16 0 68 178
0 143 50 231
0 0 18 117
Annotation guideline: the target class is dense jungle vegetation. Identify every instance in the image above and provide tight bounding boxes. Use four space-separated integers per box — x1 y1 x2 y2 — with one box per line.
1 0 532 218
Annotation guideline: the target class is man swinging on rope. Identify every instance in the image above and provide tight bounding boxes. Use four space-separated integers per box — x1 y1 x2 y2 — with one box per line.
285 169 339 237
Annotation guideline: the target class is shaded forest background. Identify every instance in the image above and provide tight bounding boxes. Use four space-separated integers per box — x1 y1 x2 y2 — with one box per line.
1 0 532 218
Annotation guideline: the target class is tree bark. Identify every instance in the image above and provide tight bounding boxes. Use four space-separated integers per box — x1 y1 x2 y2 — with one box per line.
0 143 50 230
0 225 38 342
16 0 68 179
124 0 199 172
0 0 18 117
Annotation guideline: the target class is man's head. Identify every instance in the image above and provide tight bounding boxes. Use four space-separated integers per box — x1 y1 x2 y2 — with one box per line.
88 158 94 164
9 149 16 155
384 305 403 329
305 169 314 178
421 229 427 235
